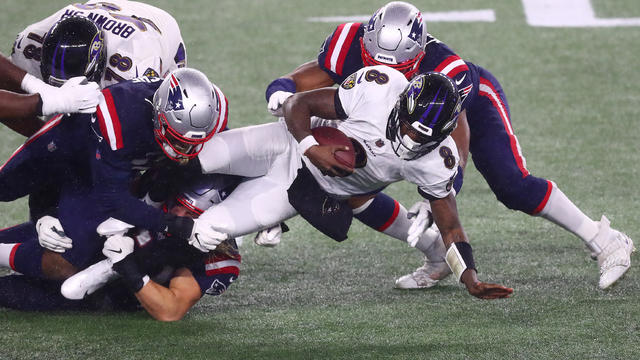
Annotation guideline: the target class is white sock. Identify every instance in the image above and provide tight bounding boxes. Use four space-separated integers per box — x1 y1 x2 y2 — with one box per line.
353 200 440 258
538 183 599 244
0 243 19 269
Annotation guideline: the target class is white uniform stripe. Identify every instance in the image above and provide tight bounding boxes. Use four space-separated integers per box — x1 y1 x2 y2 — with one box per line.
97 95 119 151
329 22 355 73
205 259 240 272
440 59 467 76
213 85 227 133
479 83 527 167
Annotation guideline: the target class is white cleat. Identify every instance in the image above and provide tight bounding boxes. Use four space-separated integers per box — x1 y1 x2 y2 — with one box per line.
594 216 635 289
61 259 120 300
394 259 452 289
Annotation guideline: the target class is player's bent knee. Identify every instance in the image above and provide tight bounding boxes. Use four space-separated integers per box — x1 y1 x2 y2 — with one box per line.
491 175 549 213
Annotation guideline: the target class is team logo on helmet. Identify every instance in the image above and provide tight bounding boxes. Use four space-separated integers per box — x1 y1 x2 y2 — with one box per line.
341 73 356 90
406 76 424 114
407 12 424 42
166 74 185 111
86 32 104 75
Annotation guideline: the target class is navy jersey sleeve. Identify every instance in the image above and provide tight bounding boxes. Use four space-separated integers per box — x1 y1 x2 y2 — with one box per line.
420 34 477 110
188 253 241 296
317 23 366 84
90 78 169 232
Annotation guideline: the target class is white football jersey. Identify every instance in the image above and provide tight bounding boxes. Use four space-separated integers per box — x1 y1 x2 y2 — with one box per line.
11 0 186 88
306 65 459 199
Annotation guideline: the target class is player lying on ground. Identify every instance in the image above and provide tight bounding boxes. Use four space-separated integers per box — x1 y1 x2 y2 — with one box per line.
264 1 633 290
0 175 241 321
183 68 512 299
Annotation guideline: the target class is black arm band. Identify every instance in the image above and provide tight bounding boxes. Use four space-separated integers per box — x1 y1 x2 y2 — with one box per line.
445 242 477 282
112 254 147 293
36 95 43 116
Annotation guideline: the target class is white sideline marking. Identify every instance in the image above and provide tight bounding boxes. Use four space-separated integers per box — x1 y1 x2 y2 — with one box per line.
523 0 640 27
307 9 496 23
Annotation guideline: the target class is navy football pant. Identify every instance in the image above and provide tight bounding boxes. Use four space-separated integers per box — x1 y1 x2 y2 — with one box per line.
467 67 552 214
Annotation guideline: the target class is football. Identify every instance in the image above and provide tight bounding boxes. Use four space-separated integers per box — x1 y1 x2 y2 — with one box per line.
311 126 356 168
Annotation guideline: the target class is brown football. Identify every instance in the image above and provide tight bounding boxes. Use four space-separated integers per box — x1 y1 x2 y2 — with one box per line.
311 126 356 168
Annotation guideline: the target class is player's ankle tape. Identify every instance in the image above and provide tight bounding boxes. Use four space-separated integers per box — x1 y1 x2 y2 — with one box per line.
445 242 476 282
112 254 148 293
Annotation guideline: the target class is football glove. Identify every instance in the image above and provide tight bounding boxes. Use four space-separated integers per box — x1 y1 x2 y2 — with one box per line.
36 215 72 253
97 217 135 237
267 90 293 116
407 201 434 247
254 224 282 247
189 218 228 252
102 234 134 264
21 74 101 115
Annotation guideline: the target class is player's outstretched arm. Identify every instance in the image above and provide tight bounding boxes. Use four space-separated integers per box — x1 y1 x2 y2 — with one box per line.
430 194 513 300
102 235 202 321
266 60 335 116
282 88 353 177
135 268 202 322
450 110 470 171
0 52 27 92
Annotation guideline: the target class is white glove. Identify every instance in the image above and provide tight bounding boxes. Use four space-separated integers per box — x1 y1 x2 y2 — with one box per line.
21 74 101 115
97 217 134 237
189 218 228 252
407 201 433 247
254 224 282 247
267 90 294 116
36 215 72 253
102 234 134 264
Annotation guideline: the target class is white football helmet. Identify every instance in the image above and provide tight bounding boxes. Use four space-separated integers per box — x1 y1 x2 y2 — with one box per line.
361 1 427 79
152 68 226 162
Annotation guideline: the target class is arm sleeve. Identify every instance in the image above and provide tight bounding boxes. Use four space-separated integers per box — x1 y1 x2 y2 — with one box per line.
90 151 168 233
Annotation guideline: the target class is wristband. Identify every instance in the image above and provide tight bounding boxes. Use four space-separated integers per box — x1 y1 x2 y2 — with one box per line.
445 242 476 282
21 73 47 94
265 78 296 102
297 134 319 155
112 254 148 293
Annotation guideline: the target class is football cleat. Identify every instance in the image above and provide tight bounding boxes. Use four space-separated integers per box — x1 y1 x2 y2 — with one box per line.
61 259 119 300
395 257 452 289
594 216 635 289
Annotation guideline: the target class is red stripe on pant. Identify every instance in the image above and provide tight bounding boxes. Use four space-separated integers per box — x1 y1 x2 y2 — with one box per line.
377 200 400 231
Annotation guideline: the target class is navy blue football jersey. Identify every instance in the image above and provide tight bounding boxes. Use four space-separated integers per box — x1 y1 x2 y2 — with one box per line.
317 23 479 110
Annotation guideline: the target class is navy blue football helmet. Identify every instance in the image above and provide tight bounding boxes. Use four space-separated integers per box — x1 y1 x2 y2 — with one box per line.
40 16 106 86
386 72 461 160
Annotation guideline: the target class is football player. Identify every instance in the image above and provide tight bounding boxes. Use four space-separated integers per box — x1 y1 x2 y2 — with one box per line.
264 1 633 290
6 1 187 136
0 68 227 284
12 0 186 88
186 68 512 300
0 175 242 322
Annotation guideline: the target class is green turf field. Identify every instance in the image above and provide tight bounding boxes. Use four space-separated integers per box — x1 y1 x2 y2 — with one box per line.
1 1 639 359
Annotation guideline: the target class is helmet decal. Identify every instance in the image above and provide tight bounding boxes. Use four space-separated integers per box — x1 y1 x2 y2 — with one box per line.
407 12 424 42
166 74 185 111
405 76 424 114
86 32 104 75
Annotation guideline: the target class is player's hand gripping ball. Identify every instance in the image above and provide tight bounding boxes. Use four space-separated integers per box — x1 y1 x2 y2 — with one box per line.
311 127 356 168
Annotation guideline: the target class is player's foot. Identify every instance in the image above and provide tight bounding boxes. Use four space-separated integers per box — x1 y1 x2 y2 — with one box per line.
395 258 452 289
61 259 119 300
594 216 635 289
